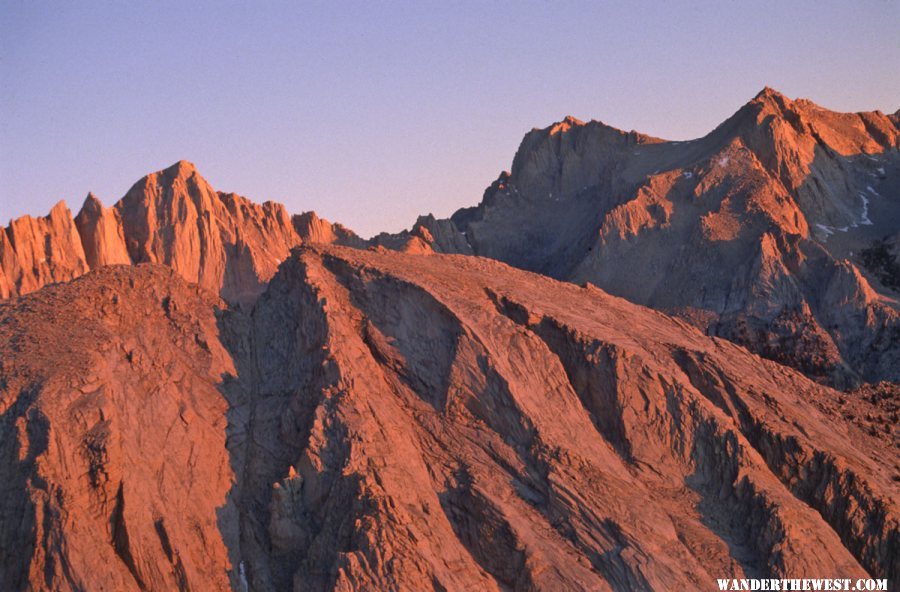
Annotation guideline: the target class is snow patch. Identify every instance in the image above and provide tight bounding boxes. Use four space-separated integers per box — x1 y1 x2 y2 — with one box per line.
815 224 834 237
717 157 730 167
858 194 873 225
877 167 886 175
866 185 881 197
239 562 249 592
683 171 693 179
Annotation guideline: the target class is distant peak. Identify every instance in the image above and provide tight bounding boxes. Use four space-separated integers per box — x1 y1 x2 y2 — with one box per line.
294 210 322 224
549 115 585 135
161 160 199 178
754 86 786 101
746 86 799 114
49 200 70 217
78 192 104 216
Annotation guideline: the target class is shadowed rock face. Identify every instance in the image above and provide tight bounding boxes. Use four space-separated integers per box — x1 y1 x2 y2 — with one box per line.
3 247 895 590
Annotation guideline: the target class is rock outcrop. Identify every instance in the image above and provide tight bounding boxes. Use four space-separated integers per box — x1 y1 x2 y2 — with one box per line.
2 246 896 590
73 193 131 268
400 89 900 386
0 201 89 299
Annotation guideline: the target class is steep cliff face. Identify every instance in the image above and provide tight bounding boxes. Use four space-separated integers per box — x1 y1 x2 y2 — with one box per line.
74 193 131 268
0 161 360 307
114 161 305 306
3 247 896 591
409 89 900 386
0 201 89 299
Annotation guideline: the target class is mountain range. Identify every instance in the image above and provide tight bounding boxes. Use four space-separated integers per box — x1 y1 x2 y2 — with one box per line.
3 89 898 387
0 88 897 591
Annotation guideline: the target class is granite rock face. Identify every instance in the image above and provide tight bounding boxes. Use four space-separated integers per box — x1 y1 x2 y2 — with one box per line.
0 201 89 299
74 192 131 268
1 89 898 590
0 161 359 307
1 246 897 590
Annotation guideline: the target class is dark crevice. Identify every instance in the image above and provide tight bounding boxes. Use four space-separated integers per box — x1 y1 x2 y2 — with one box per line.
154 518 190 592
437 467 526 591
109 482 146 590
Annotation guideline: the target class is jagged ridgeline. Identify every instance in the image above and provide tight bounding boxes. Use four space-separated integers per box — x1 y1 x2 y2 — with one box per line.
0 161 364 307
2 89 898 387
0 88 898 590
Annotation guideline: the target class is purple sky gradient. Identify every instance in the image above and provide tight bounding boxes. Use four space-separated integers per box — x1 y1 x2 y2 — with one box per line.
2 1 898 237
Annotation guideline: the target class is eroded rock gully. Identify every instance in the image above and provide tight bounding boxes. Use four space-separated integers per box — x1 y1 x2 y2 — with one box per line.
1 245 897 590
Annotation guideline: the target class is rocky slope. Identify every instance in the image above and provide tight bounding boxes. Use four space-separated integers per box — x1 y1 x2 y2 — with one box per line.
0 266 237 590
2 246 896 590
0 161 361 307
402 89 900 387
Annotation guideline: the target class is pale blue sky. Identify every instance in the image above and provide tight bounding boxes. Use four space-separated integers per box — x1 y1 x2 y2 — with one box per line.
2 1 898 237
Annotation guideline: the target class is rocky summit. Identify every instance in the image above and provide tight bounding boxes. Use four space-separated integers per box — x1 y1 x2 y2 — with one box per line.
0 89 898 591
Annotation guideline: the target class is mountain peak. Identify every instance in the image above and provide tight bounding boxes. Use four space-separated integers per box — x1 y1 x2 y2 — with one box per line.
75 193 105 224
549 115 586 135
161 159 199 178
79 192 103 213
48 200 71 219
747 86 796 114
753 86 787 101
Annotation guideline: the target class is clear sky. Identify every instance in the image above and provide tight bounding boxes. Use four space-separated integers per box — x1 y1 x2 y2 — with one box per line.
2 1 898 237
